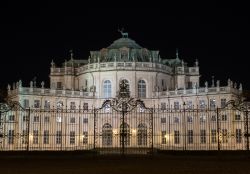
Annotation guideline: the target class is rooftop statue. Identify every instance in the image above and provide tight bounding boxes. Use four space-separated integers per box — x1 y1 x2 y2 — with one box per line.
118 28 128 38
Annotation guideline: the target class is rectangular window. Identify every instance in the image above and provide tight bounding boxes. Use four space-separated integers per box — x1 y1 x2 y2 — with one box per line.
8 130 14 144
57 101 63 110
83 118 88 124
83 131 88 144
221 98 226 108
187 130 193 144
44 130 49 144
34 100 40 108
161 131 166 144
70 102 76 110
211 115 216 121
57 82 62 89
161 117 166 124
236 129 242 143
211 130 217 143
83 103 88 110
174 131 180 144
33 130 38 144
174 102 179 110
161 102 166 110
70 117 75 123
33 116 39 122
187 101 193 110
200 130 206 144
235 114 241 121
23 99 29 108
56 131 62 144
222 129 228 143
174 117 179 123
23 115 28 122
200 114 206 122
8 115 15 121
44 100 50 110
70 131 75 144
44 116 50 123
22 130 28 144
221 115 227 121
199 100 206 110
187 116 193 123
56 116 62 123
210 99 216 110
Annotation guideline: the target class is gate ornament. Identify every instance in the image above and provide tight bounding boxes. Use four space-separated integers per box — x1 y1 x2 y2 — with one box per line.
100 79 147 112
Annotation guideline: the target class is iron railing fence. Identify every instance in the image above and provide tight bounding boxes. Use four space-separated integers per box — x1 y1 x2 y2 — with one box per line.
0 105 249 154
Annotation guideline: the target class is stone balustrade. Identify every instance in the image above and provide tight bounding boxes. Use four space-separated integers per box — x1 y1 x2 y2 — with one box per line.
50 62 199 75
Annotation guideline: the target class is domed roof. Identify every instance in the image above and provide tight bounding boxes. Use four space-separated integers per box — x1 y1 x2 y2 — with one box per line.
107 37 142 49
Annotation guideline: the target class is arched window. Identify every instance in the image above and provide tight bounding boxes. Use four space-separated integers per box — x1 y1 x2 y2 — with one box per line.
137 123 147 146
102 123 112 146
103 80 112 98
120 123 130 146
138 80 146 98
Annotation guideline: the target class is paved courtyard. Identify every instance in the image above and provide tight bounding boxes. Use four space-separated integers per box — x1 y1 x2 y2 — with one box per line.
0 152 250 174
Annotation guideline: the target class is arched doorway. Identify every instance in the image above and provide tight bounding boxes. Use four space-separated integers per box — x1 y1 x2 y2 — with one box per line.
102 123 112 146
120 123 130 146
138 123 147 146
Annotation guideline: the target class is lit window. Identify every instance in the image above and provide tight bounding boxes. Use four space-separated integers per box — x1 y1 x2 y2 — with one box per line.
103 80 112 98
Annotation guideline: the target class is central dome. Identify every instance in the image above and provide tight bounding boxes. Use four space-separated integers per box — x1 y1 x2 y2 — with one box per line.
107 37 142 49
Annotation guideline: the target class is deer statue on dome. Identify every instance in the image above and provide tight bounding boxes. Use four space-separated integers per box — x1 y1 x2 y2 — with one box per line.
118 28 128 38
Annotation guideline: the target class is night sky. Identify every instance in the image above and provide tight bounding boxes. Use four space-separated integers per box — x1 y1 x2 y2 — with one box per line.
0 2 249 91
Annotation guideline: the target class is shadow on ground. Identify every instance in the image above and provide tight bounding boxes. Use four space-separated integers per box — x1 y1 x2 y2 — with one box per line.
0 151 250 174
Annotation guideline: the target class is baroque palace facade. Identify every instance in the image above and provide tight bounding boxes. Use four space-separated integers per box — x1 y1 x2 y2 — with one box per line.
1 33 248 152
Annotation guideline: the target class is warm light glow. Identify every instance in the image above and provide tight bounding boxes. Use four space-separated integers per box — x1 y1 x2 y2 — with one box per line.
113 129 118 135
132 129 136 135
164 134 171 142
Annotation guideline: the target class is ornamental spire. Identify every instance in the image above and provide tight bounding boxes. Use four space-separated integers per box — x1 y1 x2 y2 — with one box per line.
70 49 74 60
176 48 179 59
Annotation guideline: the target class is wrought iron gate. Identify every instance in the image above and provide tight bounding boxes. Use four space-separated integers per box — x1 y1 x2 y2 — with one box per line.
93 80 153 155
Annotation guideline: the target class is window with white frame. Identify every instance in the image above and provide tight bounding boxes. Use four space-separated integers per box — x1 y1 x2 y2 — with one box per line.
174 102 179 110
161 102 166 110
70 131 75 144
187 130 193 144
200 130 206 144
211 129 217 143
138 80 146 98
56 131 62 144
34 100 40 108
103 80 112 98
210 99 216 110
174 130 180 144
23 99 29 108
236 129 242 143
33 130 38 144
83 131 88 144
221 98 226 108
44 100 50 110
70 102 76 110
43 130 49 144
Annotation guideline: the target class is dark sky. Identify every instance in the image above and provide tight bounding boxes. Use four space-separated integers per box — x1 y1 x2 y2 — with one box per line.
0 2 249 90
